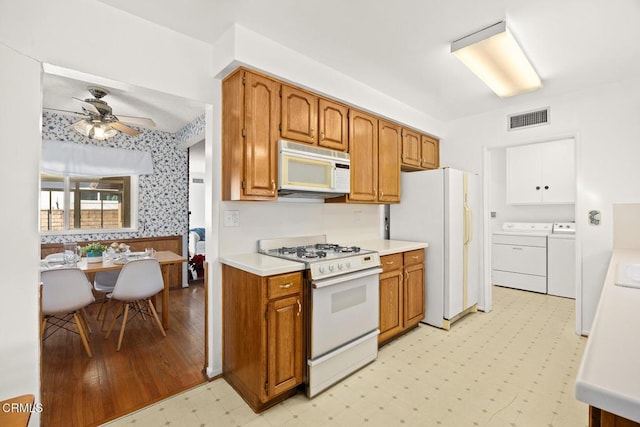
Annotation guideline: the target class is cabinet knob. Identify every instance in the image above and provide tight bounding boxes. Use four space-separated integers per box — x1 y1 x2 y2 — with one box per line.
296 299 302 316
271 180 276 194
379 189 384 199
385 261 395 265
310 128 315 140
544 185 549 190
320 131 325 141
535 186 541 190
279 283 293 289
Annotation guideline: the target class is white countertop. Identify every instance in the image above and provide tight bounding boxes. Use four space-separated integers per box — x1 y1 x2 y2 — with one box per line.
345 239 429 256
219 253 306 277
575 249 640 422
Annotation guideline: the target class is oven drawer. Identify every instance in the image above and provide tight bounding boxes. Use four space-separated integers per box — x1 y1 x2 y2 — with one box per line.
404 249 424 266
381 254 403 273
268 272 302 299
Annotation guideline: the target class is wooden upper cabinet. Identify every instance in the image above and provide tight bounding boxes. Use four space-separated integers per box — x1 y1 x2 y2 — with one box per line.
377 120 401 203
223 68 279 200
281 85 317 145
348 110 378 202
244 72 280 198
421 135 440 169
401 128 421 168
318 99 348 151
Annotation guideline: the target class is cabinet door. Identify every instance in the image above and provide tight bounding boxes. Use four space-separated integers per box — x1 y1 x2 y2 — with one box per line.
421 135 439 169
404 263 425 327
267 294 303 398
379 268 403 343
281 85 317 145
401 128 421 168
506 144 543 204
349 110 378 202
541 139 575 203
378 120 401 203
244 72 280 199
318 98 348 151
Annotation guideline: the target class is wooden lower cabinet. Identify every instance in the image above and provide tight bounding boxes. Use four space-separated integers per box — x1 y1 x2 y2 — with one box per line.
590 406 640 427
223 265 304 412
378 249 425 345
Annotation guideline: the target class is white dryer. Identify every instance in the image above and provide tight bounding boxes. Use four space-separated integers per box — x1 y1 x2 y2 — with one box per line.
492 222 553 293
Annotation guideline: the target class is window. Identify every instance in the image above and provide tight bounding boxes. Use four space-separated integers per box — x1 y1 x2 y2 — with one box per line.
40 173 136 233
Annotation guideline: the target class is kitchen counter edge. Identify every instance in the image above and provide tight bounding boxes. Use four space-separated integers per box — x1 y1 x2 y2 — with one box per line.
346 239 429 256
219 253 306 277
575 249 640 423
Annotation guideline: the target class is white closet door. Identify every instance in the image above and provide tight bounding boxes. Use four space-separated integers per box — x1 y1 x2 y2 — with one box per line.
541 139 575 203
506 144 543 204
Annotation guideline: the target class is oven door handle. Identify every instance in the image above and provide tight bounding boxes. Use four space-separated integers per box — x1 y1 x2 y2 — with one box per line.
312 268 383 289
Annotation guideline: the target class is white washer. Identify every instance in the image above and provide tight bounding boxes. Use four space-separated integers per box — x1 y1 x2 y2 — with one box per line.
547 222 576 299
492 222 552 293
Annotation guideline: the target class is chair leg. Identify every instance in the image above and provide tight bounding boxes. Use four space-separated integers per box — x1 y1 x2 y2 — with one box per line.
41 317 47 341
80 308 92 337
148 299 166 337
116 304 130 351
101 300 115 332
73 312 92 358
105 304 123 339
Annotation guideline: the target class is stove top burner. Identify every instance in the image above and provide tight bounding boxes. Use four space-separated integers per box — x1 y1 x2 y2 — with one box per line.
267 242 363 262
314 243 361 253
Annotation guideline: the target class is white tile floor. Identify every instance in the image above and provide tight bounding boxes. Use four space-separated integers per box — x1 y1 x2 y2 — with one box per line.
106 286 588 426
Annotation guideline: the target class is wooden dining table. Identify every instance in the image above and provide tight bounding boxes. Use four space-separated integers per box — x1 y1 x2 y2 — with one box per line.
64 250 187 329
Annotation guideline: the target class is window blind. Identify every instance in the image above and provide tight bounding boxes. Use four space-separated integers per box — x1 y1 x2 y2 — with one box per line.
41 140 153 177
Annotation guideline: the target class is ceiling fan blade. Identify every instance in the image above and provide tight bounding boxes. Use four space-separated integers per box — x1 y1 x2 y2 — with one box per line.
44 107 90 118
115 115 156 128
72 97 100 115
110 121 140 136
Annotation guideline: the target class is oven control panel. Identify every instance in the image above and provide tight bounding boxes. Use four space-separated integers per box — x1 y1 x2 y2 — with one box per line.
310 252 380 280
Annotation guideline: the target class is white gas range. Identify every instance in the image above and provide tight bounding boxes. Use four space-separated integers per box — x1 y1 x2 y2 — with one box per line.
258 235 381 398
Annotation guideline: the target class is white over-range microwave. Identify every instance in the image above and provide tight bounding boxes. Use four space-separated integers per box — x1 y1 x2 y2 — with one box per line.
278 140 350 198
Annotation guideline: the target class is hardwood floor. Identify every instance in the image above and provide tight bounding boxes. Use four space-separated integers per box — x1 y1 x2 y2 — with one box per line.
41 282 206 427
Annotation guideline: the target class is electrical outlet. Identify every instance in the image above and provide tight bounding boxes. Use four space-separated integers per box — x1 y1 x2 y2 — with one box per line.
223 210 240 227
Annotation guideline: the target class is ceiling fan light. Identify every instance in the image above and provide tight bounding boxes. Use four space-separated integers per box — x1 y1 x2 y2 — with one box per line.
89 123 118 140
72 119 94 137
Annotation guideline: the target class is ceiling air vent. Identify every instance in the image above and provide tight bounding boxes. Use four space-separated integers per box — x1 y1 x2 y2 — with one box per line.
508 107 549 131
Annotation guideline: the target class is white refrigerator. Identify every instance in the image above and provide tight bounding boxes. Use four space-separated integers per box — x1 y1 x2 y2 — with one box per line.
390 168 479 329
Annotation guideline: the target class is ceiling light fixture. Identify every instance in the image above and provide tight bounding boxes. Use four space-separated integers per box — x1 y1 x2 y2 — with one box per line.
72 119 118 140
451 21 542 98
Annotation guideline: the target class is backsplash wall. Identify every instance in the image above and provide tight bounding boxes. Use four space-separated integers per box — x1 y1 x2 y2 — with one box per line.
41 111 188 244
219 201 382 255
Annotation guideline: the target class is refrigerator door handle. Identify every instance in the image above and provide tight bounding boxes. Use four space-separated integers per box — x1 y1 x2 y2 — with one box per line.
464 203 473 245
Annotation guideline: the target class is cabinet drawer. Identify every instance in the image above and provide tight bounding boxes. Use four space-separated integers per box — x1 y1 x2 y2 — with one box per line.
380 254 403 273
403 249 424 266
268 273 302 299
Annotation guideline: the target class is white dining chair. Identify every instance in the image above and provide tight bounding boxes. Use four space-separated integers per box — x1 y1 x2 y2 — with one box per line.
104 258 166 351
93 270 120 325
41 267 96 358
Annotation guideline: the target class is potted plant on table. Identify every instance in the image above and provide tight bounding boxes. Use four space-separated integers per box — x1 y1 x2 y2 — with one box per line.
80 243 107 263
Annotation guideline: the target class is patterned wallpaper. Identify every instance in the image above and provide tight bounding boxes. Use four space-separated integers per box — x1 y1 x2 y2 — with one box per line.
175 112 205 144
41 111 189 244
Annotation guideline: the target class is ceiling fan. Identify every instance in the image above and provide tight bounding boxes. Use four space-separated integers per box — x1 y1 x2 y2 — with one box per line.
46 86 156 140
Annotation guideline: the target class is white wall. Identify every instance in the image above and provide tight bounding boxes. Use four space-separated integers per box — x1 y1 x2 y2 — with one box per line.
444 77 640 334
0 44 42 423
219 202 381 255
489 147 574 232
0 0 214 418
